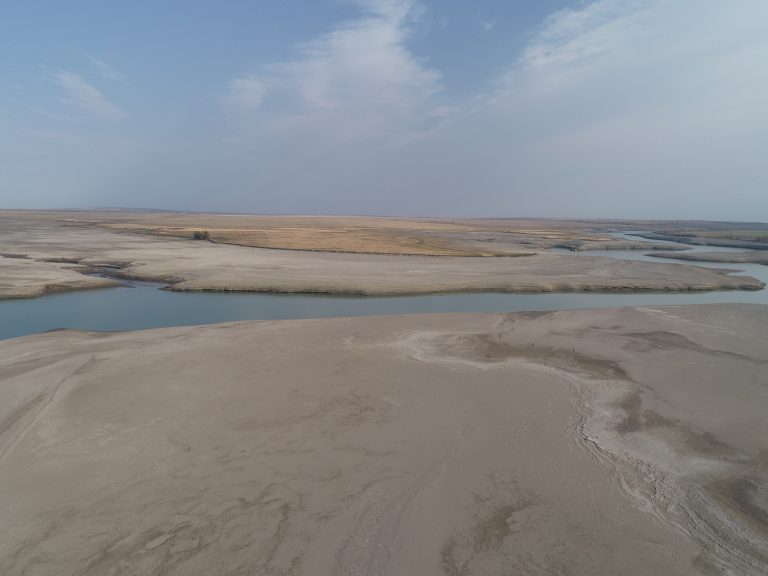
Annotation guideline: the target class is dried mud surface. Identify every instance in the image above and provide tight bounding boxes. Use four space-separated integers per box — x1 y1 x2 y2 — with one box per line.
1 304 766 575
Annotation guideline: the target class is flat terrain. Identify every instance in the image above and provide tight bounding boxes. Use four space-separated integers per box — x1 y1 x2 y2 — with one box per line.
1 211 763 298
0 210 635 256
10 210 766 255
1 305 766 575
641 227 768 250
650 250 768 265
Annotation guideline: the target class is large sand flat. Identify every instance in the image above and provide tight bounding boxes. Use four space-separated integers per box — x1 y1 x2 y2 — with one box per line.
1 304 766 575
1 212 763 299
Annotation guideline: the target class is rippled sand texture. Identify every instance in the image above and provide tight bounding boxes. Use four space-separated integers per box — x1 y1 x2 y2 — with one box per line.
0 304 766 575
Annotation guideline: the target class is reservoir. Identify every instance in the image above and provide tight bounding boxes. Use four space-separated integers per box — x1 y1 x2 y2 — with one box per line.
1 236 766 340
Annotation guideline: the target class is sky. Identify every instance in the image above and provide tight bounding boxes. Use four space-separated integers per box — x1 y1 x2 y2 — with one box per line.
2 0 768 221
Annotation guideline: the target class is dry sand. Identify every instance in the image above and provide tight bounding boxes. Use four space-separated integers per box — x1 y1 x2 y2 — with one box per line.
0 255 121 298
1 212 763 299
649 251 768 266
1 304 766 575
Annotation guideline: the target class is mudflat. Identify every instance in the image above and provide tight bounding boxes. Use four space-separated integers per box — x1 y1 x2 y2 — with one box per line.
1 304 766 575
650 250 768 266
1 211 763 298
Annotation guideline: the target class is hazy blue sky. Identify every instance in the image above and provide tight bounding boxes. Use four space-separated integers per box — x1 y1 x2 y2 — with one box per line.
2 0 767 220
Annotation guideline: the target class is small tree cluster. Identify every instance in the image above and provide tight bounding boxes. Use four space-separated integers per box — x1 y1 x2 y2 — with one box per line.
192 230 210 240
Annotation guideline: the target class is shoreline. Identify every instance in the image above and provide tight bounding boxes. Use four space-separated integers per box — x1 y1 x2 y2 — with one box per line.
648 250 768 266
1 249 764 302
631 231 768 251
162 278 765 296
1 254 764 300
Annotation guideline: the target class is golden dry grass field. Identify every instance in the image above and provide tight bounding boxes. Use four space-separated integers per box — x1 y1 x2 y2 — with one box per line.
1 211 620 256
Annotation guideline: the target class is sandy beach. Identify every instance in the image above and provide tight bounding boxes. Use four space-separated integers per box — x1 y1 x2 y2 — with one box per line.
1 304 766 575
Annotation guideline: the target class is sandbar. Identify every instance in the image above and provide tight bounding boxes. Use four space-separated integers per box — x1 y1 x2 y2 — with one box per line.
1 304 766 574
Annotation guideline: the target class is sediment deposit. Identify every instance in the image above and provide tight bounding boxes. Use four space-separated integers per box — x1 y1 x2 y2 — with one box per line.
1 304 766 575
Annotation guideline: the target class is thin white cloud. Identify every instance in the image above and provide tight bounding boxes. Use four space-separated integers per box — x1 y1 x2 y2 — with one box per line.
444 0 768 217
51 71 127 122
477 19 496 32
504 0 656 97
223 0 443 142
494 0 768 138
78 50 126 84
223 75 267 114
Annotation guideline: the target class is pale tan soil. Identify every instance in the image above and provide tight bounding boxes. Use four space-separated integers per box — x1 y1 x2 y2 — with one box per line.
0 212 763 299
635 232 768 251
0 210 711 255
674 229 768 244
650 250 768 266
0 304 766 575
0 255 120 298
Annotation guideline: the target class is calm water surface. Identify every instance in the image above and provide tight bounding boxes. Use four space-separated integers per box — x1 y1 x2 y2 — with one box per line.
1 234 766 340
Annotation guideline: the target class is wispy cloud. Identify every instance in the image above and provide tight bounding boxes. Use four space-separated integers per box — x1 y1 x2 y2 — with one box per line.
223 0 443 142
223 75 267 115
477 19 495 32
449 0 768 216
51 71 127 121
78 50 126 84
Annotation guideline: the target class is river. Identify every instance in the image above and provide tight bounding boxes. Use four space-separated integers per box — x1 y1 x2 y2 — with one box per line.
1 234 765 340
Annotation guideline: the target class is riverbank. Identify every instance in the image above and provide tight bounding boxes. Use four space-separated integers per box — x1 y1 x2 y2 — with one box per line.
1 304 766 575
633 232 768 250
649 250 768 265
0 214 763 299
